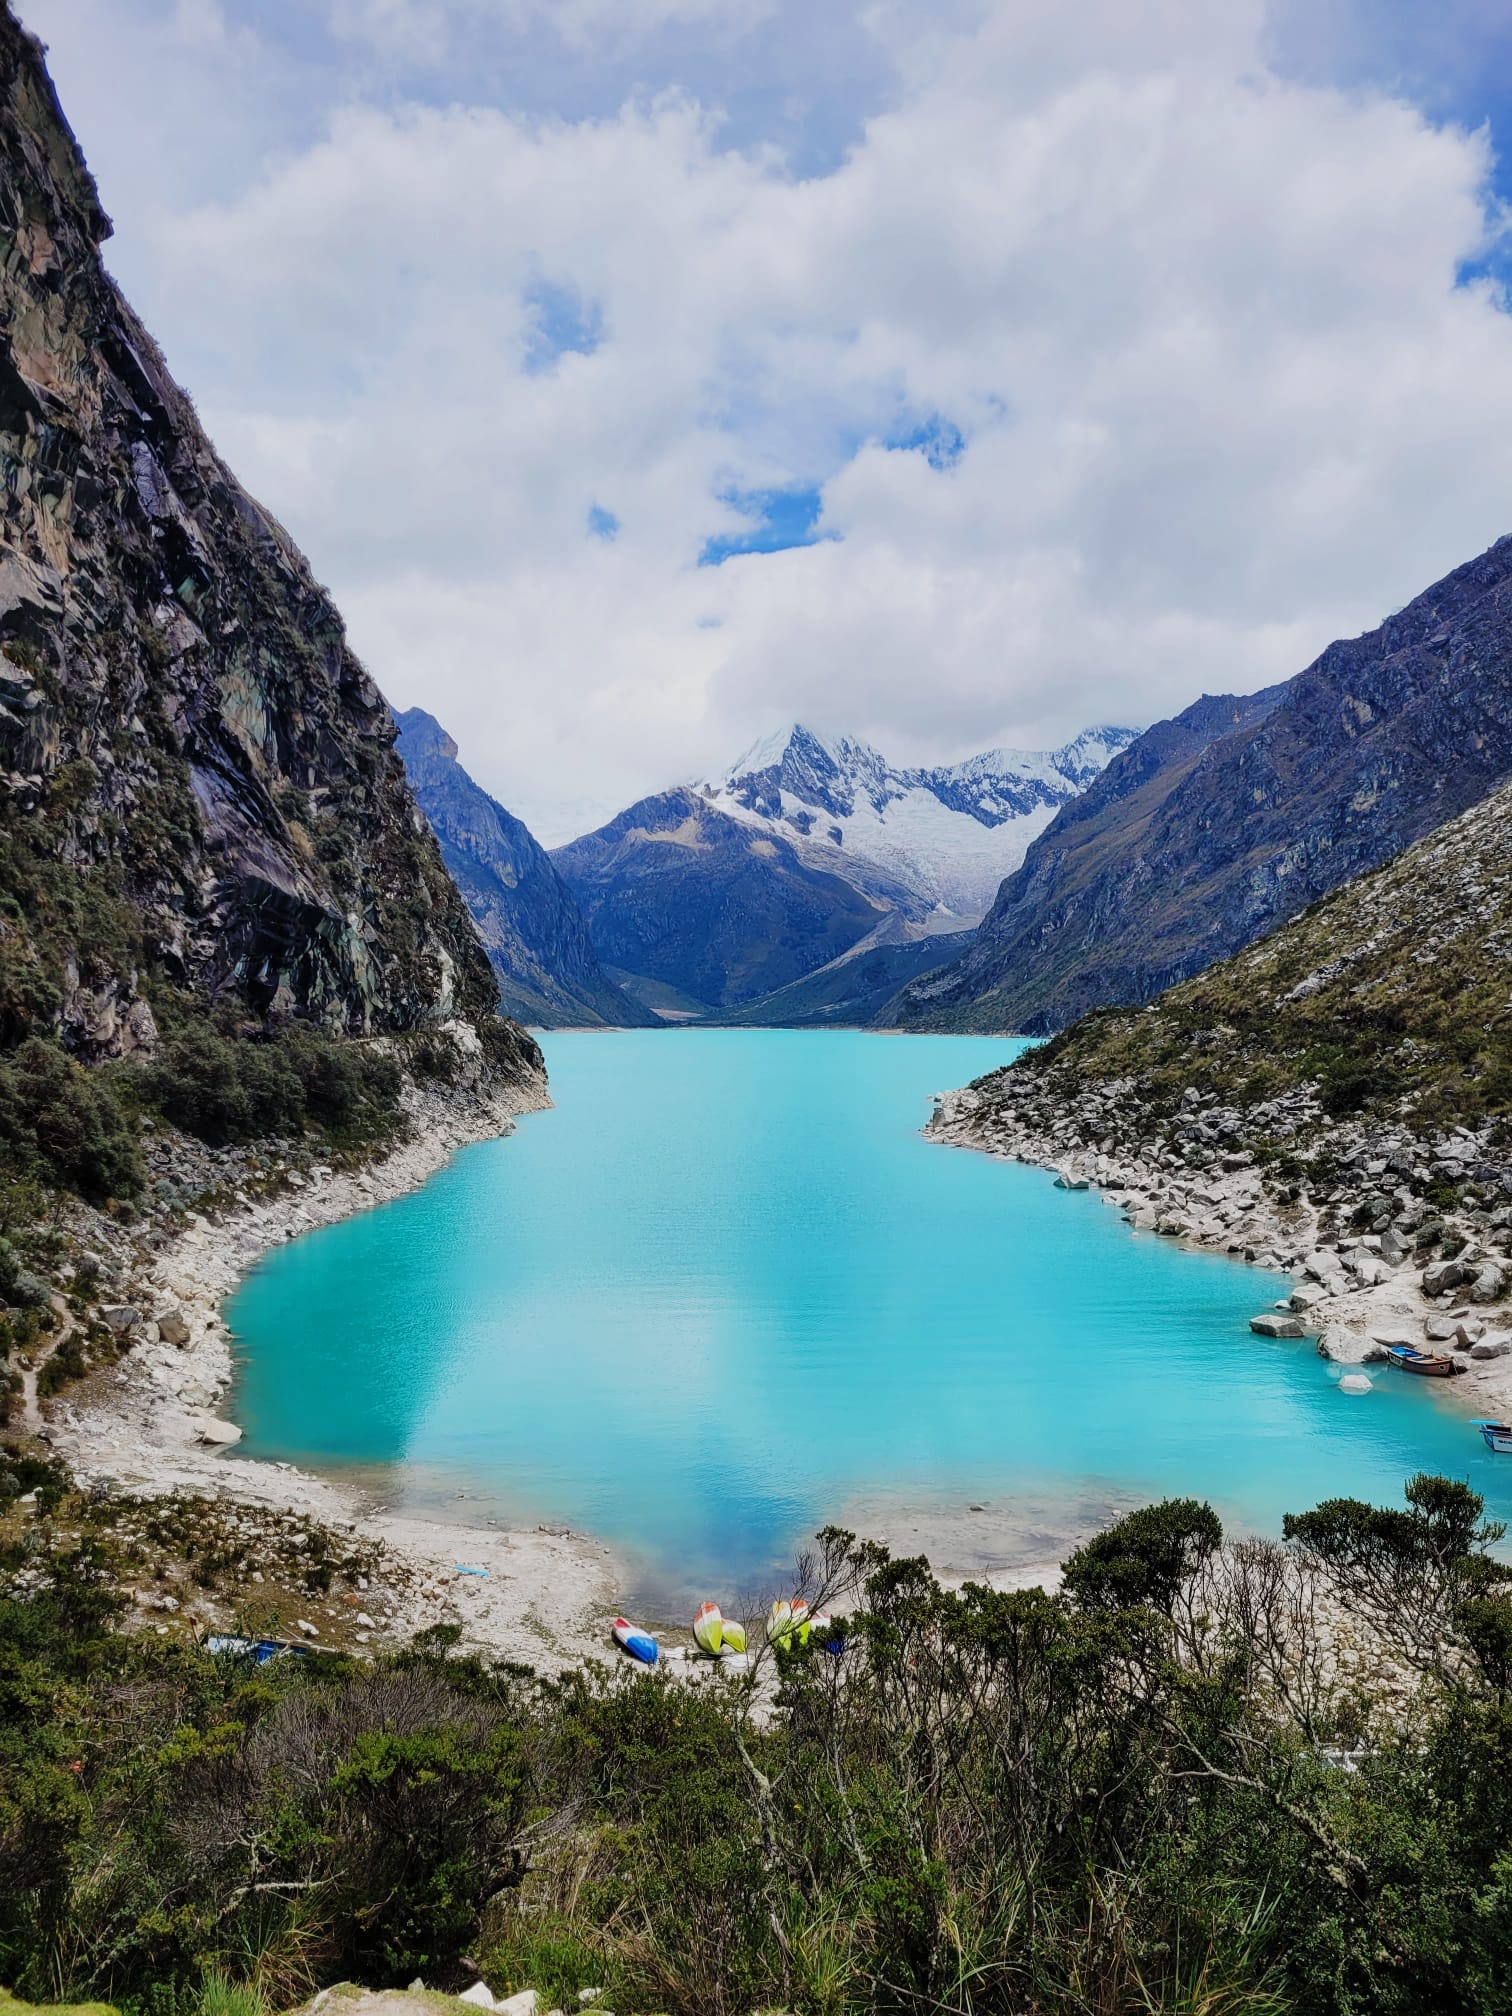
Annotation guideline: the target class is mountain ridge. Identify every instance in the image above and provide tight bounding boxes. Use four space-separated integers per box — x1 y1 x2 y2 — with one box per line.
0 1 540 1185
396 708 653 1029
551 785 913 1012
891 534 1512 1034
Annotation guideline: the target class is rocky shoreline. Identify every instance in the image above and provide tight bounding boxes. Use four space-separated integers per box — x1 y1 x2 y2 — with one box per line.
39 1036 623 1670
928 1065 1512 1423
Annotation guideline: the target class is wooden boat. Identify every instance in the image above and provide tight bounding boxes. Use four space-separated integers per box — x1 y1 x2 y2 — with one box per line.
1384 1345 1458 1378
1475 1420 1512 1453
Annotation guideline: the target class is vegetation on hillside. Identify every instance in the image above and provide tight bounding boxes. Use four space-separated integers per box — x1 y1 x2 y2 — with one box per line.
0 785 481 1213
5 1446 1512 2015
1015 775 1512 1134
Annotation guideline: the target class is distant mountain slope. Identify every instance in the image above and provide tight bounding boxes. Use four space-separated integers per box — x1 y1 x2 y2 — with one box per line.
1010 768 1512 1131
893 535 1512 1034
702 721 1139 921
716 924 974 1029
551 787 910 1012
396 711 653 1028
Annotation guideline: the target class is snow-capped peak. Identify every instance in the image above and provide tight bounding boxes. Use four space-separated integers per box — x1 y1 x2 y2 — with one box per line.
699 721 1140 922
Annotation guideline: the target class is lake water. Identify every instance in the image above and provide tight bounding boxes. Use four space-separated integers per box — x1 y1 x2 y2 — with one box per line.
226 1030 1510 1606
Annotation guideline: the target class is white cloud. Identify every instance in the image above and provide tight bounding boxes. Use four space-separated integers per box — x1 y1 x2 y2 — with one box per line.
326 0 773 64
20 0 1512 841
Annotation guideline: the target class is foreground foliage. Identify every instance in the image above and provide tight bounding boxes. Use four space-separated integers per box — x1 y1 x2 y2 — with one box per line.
4 1450 1512 2015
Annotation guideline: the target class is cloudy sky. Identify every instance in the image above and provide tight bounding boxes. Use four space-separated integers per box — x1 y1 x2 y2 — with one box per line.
19 0 1512 842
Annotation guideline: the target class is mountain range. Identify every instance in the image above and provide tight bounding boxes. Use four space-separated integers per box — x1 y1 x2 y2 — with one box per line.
891 535 1512 1034
699 722 1140 922
545 723 1138 1020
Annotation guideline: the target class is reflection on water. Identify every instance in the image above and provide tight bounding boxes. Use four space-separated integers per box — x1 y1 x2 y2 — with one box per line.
226 1030 1506 1606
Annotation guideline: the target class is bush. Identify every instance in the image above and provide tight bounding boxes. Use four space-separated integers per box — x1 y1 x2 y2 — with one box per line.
0 1039 141 1200
5 1475 1512 2013
140 1023 403 1151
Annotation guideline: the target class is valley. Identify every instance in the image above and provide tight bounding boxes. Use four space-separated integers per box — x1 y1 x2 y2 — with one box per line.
7 5 1512 2011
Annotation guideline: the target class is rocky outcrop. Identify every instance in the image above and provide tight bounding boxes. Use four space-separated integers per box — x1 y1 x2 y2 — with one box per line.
396 709 653 1029
897 535 1512 1033
552 786 910 1013
0 7 532 1081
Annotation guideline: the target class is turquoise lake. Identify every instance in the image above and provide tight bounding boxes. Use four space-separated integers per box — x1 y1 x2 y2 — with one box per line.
226 1030 1511 1606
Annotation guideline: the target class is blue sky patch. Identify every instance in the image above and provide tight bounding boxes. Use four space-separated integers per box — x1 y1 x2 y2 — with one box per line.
699 484 834 565
888 413 965 469
587 504 619 540
524 279 603 375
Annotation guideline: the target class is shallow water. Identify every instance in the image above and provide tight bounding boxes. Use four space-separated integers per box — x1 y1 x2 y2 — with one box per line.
226 1029 1510 1605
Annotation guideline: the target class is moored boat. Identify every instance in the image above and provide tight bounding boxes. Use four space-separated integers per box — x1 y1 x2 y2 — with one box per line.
612 1617 658 1663
1475 1420 1512 1453
1384 1345 1458 1378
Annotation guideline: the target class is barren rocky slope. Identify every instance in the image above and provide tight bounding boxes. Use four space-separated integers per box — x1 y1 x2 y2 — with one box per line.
898 534 1512 1033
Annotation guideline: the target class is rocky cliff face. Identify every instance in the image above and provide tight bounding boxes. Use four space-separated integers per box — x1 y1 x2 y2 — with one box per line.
396 709 653 1028
895 536 1512 1033
0 8 535 1085
552 787 910 1013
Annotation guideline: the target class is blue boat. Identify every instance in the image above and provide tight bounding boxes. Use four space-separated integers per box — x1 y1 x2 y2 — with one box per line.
1474 1420 1512 1453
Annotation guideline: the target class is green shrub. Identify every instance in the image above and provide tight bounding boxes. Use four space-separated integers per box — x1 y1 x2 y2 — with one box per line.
140 1023 403 1151
6 1474 1512 2013
0 1039 141 1200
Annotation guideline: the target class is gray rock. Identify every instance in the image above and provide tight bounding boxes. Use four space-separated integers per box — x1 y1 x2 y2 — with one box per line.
156 1306 191 1347
192 1416 242 1447
1252 1314 1305 1339
1316 1324 1384 1364
1471 1336 1512 1360
100 1303 141 1334
1422 1259 1465 1296
11 1268 50 1308
1471 1261 1509 1303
